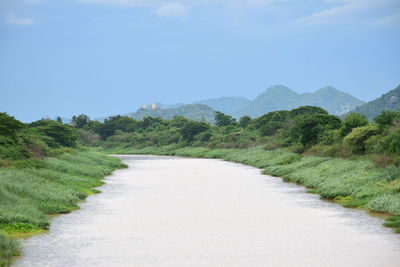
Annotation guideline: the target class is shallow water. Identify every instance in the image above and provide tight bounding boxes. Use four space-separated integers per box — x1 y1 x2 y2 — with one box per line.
14 155 400 266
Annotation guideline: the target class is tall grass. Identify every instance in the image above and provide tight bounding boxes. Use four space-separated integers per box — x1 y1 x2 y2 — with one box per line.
0 231 20 267
0 151 125 265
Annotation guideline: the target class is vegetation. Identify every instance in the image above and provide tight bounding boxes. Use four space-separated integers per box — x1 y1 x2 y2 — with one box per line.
0 113 125 266
1 86 400 263
68 102 400 233
351 85 400 120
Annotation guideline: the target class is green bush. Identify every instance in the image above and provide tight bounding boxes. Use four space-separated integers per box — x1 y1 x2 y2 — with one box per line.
341 113 369 137
29 120 78 148
344 125 380 154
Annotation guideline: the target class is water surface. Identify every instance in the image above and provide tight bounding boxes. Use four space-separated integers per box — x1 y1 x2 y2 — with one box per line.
15 155 400 266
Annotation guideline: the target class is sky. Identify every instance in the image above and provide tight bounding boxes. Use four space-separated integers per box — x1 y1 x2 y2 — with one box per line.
0 0 399 122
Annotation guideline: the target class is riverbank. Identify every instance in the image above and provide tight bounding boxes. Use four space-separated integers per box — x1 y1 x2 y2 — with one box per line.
0 151 126 266
104 145 400 233
13 155 400 266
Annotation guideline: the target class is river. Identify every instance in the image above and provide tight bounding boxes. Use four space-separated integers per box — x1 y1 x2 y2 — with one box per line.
14 155 400 266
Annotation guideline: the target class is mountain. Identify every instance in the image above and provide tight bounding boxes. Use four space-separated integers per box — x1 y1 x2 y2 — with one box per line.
350 85 400 119
127 104 216 123
301 86 365 116
194 97 251 115
99 85 365 122
235 85 365 118
236 85 299 117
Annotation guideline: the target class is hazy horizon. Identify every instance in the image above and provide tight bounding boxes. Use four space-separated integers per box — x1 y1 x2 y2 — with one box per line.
1 0 399 122
3 84 394 122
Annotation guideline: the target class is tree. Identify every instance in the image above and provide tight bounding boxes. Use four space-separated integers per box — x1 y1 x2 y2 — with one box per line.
56 117 63 124
341 113 369 136
29 119 78 147
239 116 251 128
344 125 380 154
139 117 165 131
170 116 191 128
215 111 236 127
0 113 28 159
85 120 103 133
97 116 139 140
374 110 400 129
71 114 90 128
180 121 210 142
294 114 341 146
0 113 24 141
251 110 291 136
290 106 328 117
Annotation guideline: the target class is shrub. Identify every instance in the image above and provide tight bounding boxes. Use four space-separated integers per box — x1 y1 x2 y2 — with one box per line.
341 113 369 137
374 110 400 129
29 120 78 148
343 125 380 154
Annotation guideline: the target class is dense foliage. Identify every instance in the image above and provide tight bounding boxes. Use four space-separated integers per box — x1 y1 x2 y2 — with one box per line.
0 113 79 162
3 104 399 166
65 105 400 167
1 104 400 263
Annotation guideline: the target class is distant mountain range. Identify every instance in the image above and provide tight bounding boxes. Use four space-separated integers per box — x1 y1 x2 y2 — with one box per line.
127 104 215 123
194 97 251 115
350 85 400 119
121 85 400 122
199 85 365 118
124 85 366 121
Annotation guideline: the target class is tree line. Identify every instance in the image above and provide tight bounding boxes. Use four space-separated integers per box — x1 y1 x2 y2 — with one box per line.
1 106 400 166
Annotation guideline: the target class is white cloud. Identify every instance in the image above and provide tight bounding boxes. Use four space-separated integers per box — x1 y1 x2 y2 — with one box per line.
5 14 34 25
298 0 400 25
298 1 361 24
155 2 188 17
77 0 400 26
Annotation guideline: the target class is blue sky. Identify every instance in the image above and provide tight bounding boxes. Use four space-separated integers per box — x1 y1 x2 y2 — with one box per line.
0 0 399 122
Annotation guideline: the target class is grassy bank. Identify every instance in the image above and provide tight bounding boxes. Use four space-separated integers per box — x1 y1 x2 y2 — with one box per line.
106 145 400 233
0 151 126 266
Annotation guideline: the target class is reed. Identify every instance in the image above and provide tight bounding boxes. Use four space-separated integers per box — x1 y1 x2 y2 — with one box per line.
0 151 125 265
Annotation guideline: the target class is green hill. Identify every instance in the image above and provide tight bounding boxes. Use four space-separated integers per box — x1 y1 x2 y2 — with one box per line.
302 86 365 116
351 85 400 119
236 85 299 117
127 104 216 123
236 85 364 118
194 97 251 115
